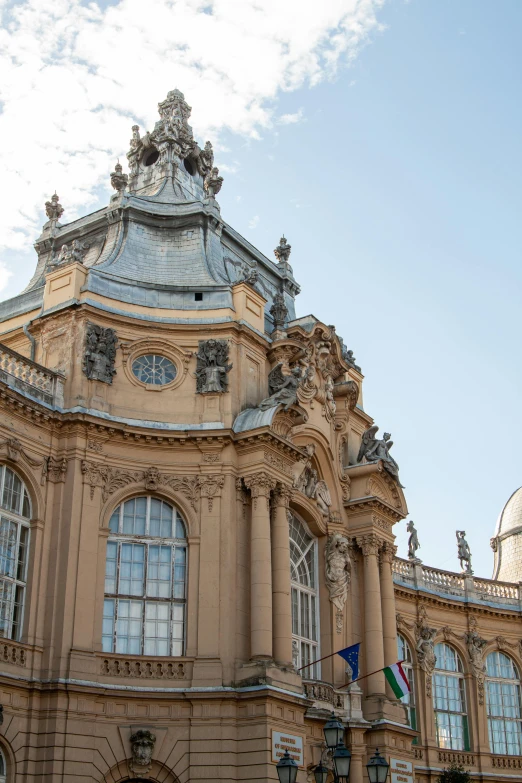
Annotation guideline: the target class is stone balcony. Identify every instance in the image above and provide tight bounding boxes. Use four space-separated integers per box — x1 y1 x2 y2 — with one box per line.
393 556 522 610
0 343 64 408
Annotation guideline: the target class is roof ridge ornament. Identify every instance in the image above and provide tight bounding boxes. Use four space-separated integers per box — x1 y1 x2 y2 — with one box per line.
274 235 293 276
44 192 64 228
110 160 128 193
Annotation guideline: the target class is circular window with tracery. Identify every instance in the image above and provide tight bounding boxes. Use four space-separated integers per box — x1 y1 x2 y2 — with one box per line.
132 354 177 386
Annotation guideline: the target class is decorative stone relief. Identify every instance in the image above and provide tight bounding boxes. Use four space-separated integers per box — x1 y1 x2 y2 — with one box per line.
110 161 128 192
415 606 437 697
357 425 402 486
265 452 293 476
198 475 225 511
81 461 200 509
407 520 421 561
456 531 473 574
45 192 64 223
43 456 68 483
270 291 288 331
292 443 331 518
129 729 156 776
380 541 397 568
0 437 48 484
195 339 232 394
259 363 302 411
466 616 487 705
325 534 351 624
83 323 118 384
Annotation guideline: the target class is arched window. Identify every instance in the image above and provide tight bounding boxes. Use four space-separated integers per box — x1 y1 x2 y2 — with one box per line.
0 747 7 783
0 465 31 641
289 513 320 678
486 651 522 755
397 634 417 732
103 497 187 656
433 643 470 751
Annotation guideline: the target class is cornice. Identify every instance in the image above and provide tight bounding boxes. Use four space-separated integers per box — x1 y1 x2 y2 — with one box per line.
393 585 522 620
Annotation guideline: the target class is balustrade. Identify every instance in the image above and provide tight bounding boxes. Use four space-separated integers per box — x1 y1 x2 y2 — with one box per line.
0 343 64 406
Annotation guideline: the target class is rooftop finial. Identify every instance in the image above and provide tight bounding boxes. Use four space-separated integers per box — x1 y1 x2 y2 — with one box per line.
274 235 291 264
110 160 128 192
45 192 64 224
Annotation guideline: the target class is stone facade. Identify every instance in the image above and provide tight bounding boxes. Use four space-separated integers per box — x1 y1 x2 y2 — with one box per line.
0 91 520 783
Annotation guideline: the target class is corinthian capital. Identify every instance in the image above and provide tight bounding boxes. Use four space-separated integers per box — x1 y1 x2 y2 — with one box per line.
272 483 293 509
380 541 397 564
243 472 277 510
356 534 382 558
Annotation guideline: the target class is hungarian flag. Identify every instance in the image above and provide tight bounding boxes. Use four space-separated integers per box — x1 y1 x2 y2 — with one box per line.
384 662 410 699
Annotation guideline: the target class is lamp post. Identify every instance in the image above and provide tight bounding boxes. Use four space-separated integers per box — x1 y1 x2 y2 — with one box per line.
314 712 351 783
366 749 389 783
276 749 298 783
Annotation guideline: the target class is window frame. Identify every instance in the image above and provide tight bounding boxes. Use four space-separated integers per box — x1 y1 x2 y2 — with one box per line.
0 465 31 642
397 633 417 735
0 746 7 783
486 650 522 756
433 642 470 752
103 496 188 657
289 512 320 679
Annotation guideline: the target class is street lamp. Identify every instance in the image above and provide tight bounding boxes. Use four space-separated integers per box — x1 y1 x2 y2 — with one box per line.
323 712 345 749
333 742 352 782
313 762 329 783
366 749 389 783
276 749 298 783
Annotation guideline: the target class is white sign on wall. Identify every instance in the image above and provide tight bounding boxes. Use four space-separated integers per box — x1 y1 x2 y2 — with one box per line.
390 758 413 783
271 730 304 767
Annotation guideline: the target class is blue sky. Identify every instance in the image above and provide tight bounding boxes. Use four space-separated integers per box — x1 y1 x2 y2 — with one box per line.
1 0 521 576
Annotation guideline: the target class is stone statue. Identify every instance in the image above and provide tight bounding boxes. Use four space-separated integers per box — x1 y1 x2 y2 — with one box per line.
416 624 437 677
274 235 291 264
407 520 420 560
130 124 141 149
83 323 118 384
195 339 232 393
466 627 487 677
51 239 88 268
45 192 64 223
196 140 214 177
456 531 473 573
258 363 302 411
270 291 288 331
293 444 316 493
325 533 351 611
204 166 223 198
357 425 402 486
313 479 332 518
292 639 299 669
129 729 156 775
110 161 128 192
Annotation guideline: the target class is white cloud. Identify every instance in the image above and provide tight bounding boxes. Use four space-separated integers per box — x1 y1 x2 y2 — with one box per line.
278 108 304 124
248 215 260 229
0 0 386 261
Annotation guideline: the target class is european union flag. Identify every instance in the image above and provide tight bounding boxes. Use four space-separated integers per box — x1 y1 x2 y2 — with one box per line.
336 643 360 681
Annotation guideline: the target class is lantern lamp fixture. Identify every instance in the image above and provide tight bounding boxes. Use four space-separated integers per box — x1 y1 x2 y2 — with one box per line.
366 748 389 783
276 749 298 783
323 712 345 749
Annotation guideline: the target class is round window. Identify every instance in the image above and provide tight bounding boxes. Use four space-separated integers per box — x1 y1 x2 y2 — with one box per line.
132 354 177 386
184 157 196 176
144 149 160 167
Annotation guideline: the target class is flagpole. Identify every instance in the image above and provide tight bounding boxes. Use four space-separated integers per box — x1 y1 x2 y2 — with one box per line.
296 648 347 672
337 660 406 690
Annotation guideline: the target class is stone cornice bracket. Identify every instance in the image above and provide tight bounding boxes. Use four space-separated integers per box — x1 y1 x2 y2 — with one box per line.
243 472 277 511
197 474 225 512
272 482 293 509
356 534 382 558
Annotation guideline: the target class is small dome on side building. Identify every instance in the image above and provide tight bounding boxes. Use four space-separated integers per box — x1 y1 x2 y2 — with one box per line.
491 487 522 582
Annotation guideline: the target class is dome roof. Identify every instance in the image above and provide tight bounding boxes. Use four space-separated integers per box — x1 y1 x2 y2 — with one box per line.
494 487 522 537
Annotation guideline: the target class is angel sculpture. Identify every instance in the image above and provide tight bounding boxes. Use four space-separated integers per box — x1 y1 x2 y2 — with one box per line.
258 363 302 411
357 425 402 486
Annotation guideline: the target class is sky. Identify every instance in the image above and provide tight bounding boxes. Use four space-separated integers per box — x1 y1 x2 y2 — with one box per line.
1 0 521 577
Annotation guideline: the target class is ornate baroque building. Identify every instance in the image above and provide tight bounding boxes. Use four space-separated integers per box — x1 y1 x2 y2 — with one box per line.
0 90 521 782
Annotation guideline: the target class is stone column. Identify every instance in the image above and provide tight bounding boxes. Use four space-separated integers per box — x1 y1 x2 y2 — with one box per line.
244 472 277 660
357 534 385 695
271 484 293 666
380 542 398 698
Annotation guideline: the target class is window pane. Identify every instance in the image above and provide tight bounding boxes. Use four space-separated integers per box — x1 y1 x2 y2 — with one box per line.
119 543 145 596
115 600 143 654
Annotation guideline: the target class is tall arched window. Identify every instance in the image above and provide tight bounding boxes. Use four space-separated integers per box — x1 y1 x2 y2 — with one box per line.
289 513 320 678
0 747 7 783
103 497 187 656
433 643 470 751
397 634 417 732
486 651 522 755
0 465 31 641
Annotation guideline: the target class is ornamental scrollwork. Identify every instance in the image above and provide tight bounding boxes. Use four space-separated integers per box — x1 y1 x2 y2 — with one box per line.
198 475 225 511
356 534 381 558
243 472 277 511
